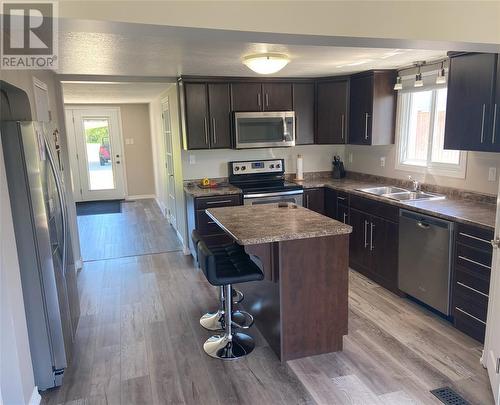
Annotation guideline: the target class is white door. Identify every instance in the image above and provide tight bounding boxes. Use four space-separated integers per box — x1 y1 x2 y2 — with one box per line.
66 107 126 201
484 190 500 404
162 97 177 229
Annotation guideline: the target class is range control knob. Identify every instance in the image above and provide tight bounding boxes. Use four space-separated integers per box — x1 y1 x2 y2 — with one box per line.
276 163 281 169
234 166 240 171
241 166 246 171
269 164 275 169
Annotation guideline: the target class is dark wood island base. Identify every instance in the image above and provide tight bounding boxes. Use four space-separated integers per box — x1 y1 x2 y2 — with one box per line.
244 235 349 361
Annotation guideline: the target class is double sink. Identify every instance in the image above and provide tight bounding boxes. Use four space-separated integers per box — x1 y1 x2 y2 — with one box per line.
357 186 446 202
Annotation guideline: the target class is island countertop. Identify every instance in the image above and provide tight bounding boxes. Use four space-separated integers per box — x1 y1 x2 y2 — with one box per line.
206 203 352 245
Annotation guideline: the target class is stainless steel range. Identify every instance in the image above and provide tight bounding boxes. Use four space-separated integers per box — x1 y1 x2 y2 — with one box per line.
228 159 303 205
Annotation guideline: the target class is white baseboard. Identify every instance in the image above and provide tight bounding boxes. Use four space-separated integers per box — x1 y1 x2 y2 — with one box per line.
29 387 41 405
155 198 167 216
75 258 83 271
183 244 191 256
125 194 156 201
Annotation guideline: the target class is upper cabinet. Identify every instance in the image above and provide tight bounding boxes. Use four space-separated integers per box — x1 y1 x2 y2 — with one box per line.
231 82 292 112
348 70 397 145
180 81 232 150
293 83 315 145
316 79 349 144
444 53 500 152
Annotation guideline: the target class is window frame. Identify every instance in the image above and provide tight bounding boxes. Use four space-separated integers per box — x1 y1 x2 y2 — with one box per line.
395 84 467 179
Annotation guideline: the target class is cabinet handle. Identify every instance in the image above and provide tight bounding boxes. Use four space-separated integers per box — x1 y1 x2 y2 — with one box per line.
212 117 217 145
205 200 232 205
458 255 491 270
343 212 348 224
492 104 497 144
306 194 310 208
257 93 261 107
456 281 489 298
455 307 486 325
265 93 269 107
364 113 370 140
337 196 346 201
341 114 345 140
458 232 491 245
496 358 500 374
364 220 369 248
370 222 375 250
204 117 209 145
480 104 486 143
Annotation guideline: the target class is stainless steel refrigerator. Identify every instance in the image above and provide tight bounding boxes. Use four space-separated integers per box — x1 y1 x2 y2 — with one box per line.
1 81 80 390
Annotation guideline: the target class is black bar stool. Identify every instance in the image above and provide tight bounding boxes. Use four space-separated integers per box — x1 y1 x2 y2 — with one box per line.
197 239 264 360
191 231 248 331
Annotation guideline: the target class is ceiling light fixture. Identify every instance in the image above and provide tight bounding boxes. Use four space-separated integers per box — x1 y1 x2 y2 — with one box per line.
393 76 403 90
242 53 290 75
414 63 424 87
436 61 446 84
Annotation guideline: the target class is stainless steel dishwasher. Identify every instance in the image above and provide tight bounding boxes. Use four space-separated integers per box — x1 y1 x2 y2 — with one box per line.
398 210 454 315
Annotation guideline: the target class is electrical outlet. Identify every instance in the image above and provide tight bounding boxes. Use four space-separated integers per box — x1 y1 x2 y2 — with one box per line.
349 153 353 163
488 167 497 182
189 154 196 165
380 157 386 167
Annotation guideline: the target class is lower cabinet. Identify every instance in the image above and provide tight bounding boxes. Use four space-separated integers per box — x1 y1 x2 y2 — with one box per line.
304 188 325 214
324 188 349 223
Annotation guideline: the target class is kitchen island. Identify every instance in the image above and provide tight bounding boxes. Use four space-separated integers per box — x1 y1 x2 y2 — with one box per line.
206 203 352 361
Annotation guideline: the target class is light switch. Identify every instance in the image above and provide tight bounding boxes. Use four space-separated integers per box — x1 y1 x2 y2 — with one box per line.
488 167 497 182
349 153 353 163
189 154 196 165
380 157 386 167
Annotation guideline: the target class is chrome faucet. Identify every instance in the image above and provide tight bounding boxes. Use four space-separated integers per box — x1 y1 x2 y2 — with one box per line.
408 175 420 192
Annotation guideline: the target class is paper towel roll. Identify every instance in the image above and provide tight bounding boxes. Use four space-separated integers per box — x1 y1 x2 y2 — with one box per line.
296 154 303 181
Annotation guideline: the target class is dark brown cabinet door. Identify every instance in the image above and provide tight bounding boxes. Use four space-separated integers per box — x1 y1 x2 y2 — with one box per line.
371 217 399 293
231 82 263 111
493 54 500 151
316 81 348 144
262 83 293 111
349 208 371 272
293 83 315 145
444 53 497 152
324 188 337 219
208 83 232 149
304 188 325 215
349 75 373 145
184 83 209 149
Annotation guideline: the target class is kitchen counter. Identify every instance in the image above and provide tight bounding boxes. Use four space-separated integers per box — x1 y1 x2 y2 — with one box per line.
295 177 496 230
206 202 350 362
183 182 241 197
206 203 352 245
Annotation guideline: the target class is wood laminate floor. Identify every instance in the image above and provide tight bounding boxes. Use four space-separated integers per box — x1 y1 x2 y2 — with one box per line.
289 271 494 405
77 199 182 262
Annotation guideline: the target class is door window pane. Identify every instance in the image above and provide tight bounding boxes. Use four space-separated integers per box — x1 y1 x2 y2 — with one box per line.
403 90 432 165
83 119 115 190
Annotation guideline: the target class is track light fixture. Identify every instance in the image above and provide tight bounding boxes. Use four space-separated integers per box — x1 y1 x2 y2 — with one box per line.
393 76 403 90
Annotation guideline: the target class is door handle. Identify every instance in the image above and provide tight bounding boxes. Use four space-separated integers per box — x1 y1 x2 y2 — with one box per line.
257 93 261 108
417 221 430 229
370 222 375 250
341 114 345 141
265 93 269 107
492 104 497 144
212 117 217 145
364 220 369 248
496 357 500 374
480 104 486 143
364 113 370 140
306 194 310 208
343 212 348 224
204 117 209 145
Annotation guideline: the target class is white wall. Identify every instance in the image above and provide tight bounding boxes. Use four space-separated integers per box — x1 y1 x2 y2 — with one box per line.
0 141 37 405
182 144 345 180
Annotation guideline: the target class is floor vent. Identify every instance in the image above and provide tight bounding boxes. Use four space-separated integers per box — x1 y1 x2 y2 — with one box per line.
430 387 470 405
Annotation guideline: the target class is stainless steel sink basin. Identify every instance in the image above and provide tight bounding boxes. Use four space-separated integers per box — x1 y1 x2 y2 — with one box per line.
357 186 409 196
385 191 446 201
357 187 445 201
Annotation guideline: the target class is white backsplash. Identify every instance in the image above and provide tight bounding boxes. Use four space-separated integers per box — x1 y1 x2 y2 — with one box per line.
182 145 345 179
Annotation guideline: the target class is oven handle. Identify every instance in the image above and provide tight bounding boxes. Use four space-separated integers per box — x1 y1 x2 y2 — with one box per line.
244 190 304 199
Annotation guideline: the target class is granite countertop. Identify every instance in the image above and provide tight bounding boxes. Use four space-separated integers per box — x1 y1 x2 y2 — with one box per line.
184 182 242 197
295 177 497 230
206 203 352 245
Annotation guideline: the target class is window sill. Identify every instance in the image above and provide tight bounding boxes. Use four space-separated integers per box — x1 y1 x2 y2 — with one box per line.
395 160 467 179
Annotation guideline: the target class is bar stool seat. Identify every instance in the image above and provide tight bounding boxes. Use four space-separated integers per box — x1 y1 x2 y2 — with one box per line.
197 240 264 360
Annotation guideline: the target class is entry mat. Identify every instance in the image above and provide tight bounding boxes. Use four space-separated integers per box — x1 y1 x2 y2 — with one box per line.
76 200 123 216
430 387 471 405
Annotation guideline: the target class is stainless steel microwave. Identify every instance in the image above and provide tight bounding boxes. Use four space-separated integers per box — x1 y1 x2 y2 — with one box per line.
234 111 295 149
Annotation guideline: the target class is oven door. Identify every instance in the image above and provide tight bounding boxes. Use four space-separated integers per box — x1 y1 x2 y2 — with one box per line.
235 112 295 149
243 190 303 206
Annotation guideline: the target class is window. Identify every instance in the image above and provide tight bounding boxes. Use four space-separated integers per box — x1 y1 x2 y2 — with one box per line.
396 86 467 178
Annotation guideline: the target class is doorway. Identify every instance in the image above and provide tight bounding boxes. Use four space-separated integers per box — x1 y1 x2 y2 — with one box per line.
161 96 178 229
65 107 126 202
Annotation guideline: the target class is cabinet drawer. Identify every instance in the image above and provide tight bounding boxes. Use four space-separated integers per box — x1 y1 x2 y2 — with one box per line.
453 307 486 343
455 265 490 296
195 194 241 210
196 210 223 235
350 195 398 222
456 223 493 251
456 243 492 272
336 191 349 204
453 282 488 322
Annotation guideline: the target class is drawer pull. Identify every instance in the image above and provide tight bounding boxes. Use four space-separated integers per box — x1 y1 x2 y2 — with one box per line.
458 255 491 270
205 200 233 205
456 281 489 298
459 232 491 245
455 307 486 325
207 221 216 224
337 196 346 201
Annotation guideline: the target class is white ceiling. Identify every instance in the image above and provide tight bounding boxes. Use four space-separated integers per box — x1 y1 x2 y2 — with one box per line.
62 82 172 104
58 20 448 78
